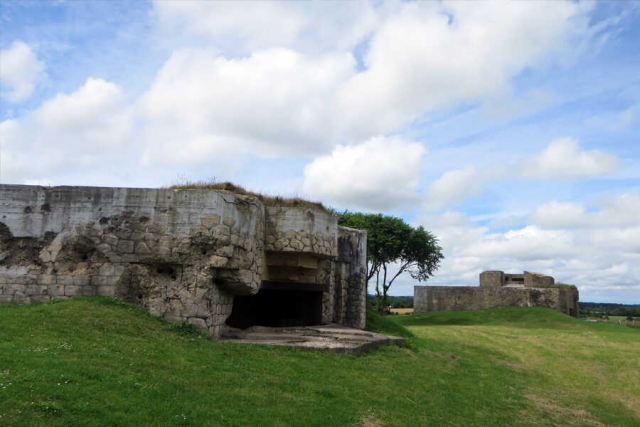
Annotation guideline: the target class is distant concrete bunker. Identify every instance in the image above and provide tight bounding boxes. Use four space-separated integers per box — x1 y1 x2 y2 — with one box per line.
0 185 367 338
414 270 579 317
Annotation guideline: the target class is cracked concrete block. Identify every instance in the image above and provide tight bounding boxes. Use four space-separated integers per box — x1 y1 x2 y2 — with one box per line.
39 250 52 263
57 276 75 286
216 245 234 258
135 242 151 254
213 225 230 237
117 240 134 254
38 274 56 285
209 256 228 268
64 285 82 296
115 229 132 239
190 226 211 237
201 214 221 229
187 317 207 330
72 275 91 286
99 264 115 276
283 230 297 239
102 234 118 245
48 285 65 296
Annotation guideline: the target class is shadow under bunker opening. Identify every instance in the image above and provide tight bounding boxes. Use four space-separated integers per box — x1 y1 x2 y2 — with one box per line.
226 285 323 329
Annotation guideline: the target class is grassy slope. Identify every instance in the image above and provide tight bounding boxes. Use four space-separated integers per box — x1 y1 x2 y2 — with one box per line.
0 299 637 427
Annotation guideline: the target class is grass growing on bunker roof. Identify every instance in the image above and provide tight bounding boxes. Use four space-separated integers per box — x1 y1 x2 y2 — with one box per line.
167 180 328 212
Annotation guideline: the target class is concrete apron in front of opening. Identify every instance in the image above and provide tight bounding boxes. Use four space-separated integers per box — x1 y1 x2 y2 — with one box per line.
220 324 406 355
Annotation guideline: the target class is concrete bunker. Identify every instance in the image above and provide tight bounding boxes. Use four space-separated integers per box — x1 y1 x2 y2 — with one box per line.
0 185 368 338
414 270 579 317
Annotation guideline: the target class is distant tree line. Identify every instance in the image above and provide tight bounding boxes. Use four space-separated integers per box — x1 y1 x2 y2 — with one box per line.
579 302 640 318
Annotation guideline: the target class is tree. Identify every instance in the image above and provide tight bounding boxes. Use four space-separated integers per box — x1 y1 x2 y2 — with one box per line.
338 212 444 310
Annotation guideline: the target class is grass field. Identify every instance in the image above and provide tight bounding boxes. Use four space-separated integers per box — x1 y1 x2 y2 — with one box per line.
1 298 638 426
389 308 413 315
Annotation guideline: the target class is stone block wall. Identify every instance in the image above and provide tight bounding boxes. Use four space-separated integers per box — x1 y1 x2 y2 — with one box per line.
264 207 337 257
415 270 579 318
0 185 368 336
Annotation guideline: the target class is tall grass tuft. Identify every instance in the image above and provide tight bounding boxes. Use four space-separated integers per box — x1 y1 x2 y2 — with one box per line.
167 179 328 212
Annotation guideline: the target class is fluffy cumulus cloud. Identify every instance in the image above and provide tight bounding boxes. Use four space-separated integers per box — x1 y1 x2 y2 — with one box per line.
0 78 133 183
406 192 640 302
530 200 587 228
532 194 640 229
520 138 622 179
338 0 593 137
0 40 45 102
301 136 426 211
146 0 597 147
152 0 377 54
139 48 355 165
426 166 505 210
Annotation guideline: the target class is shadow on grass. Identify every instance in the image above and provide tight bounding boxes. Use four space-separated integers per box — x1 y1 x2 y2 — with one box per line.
364 306 414 338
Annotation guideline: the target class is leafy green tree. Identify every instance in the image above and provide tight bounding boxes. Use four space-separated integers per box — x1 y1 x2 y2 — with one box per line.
338 212 444 310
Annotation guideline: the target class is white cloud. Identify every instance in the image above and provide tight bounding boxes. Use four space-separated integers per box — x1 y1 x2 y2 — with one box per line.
0 40 45 102
0 78 133 183
151 0 377 54
150 1 596 142
404 192 640 302
532 195 640 229
460 225 576 261
301 136 426 211
531 200 587 228
426 166 504 210
338 0 593 138
520 138 621 179
139 48 355 165
614 104 637 130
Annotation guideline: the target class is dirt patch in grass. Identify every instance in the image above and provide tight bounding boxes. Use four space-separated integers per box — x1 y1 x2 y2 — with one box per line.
360 415 383 427
525 395 605 427
390 308 413 315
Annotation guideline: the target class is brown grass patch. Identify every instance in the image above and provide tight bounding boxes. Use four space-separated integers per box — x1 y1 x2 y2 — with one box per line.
360 415 383 427
525 394 606 427
390 308 413 315
167 180 328 211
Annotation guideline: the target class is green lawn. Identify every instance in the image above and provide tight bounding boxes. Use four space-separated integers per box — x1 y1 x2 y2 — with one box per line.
1 299 638 426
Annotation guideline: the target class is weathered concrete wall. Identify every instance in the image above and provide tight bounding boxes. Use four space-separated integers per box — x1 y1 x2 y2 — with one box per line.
524 271 555 287
330 227 367 329
0 185 368 336
415 270 579 318
264 207 337 257
479 271 504 288
0 185 264 337
415 286 526 313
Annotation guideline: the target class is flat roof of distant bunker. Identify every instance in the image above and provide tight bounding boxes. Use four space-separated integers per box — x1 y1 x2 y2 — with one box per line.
0 185 371 347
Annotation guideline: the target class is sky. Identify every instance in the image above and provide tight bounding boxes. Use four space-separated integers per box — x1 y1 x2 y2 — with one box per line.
1 0 639 303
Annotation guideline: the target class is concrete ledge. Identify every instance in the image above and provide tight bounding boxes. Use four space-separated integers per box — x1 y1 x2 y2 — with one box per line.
220 324 406 355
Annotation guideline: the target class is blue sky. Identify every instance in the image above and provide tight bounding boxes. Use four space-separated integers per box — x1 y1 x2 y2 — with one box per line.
1 1 639 303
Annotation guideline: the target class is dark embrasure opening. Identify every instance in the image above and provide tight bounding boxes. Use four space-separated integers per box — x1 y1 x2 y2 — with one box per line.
226 287 323 329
